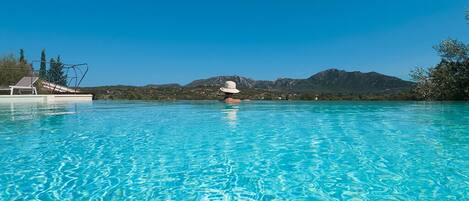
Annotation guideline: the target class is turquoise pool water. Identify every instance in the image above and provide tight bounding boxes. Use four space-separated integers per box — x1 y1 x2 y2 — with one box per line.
0 101 468 200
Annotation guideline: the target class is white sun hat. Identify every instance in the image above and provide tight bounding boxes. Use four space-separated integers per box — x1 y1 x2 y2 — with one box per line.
220 81 240 94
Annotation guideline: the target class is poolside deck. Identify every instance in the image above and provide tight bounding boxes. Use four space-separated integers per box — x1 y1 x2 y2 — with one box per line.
0 94 93 103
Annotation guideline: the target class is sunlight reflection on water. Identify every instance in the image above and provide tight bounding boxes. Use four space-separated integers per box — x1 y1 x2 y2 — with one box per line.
0 101 468 200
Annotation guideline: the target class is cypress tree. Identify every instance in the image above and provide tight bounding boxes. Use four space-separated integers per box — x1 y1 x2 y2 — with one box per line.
47 58 56 82
39 49 47 79
19 49 26 63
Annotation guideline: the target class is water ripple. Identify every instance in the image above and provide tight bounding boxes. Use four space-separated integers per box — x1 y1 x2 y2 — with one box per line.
0 101 468 200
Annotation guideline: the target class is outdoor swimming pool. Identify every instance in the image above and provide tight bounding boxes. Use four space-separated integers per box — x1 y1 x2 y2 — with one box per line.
0 101 468 200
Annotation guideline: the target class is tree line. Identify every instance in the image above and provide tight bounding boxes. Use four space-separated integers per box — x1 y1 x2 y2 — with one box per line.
0 50 31 86
0 49 67 86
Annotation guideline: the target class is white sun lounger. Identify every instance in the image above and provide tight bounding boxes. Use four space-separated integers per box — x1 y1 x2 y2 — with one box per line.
4 77 39 95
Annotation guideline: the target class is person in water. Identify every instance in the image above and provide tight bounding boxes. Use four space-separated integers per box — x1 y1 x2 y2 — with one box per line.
220 81 241 104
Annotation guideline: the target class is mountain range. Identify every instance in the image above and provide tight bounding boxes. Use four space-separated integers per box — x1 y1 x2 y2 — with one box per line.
89 69 415 100
182 69 414 93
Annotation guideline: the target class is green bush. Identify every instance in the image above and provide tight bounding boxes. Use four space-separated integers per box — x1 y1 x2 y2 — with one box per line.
411 39 469 100
0 55 32 86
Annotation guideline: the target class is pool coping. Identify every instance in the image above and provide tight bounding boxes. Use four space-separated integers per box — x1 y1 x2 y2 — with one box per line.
0 94 93 103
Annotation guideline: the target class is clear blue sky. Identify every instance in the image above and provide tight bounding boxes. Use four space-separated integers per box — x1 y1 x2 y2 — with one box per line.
1 0 468 86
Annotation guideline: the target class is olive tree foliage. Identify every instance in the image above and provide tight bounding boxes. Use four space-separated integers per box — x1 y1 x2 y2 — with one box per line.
410 67 434 100
0 54 32 86
411 38 469 100
433 38 469 62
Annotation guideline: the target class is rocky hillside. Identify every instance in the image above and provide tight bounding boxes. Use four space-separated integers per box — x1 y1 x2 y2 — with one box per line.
186 69 414 93
186 76 259 88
